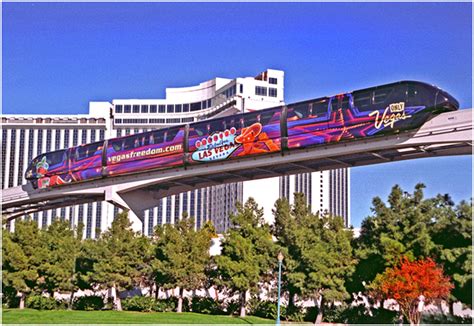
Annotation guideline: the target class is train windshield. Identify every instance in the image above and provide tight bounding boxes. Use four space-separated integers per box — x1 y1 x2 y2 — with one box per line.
24 150 67 179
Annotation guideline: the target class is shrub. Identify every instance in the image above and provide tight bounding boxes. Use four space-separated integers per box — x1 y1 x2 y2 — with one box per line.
1 287 20 308
322 303 350 323
121 296 191 312
25 295 58 310
249 298 286 320
73 295 104 311
422 313 473 324
122 296 156 312
284 304 305 322
153 299 175 312
303 304 399 324
225 299 240 315
191 296 224 315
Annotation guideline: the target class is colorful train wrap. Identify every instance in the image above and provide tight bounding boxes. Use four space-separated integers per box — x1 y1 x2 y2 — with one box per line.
25 81 459 189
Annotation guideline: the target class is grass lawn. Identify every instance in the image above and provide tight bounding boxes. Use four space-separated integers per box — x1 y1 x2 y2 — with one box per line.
2 309 275 324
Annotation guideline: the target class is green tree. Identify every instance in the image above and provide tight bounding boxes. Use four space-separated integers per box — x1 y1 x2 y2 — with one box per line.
430 197 472 310
273 193 354 323
40 219 80 300
272 194 307 310
349 184 436 295
90 212 143 311
2 220 47 308
153 215 214 313
215 198 276 317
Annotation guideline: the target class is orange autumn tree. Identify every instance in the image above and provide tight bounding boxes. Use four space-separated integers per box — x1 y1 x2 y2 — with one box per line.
372 257 453 325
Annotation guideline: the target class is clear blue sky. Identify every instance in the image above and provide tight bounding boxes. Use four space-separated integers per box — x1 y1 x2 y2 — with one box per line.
3 2 472 227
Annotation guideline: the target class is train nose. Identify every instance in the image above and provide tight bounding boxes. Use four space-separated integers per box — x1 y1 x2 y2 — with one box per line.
435 90 459 112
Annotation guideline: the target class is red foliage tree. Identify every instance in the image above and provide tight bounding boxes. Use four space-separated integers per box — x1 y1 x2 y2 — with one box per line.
374 257 453 325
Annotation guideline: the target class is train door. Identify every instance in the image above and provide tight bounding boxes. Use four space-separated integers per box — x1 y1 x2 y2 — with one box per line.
286 99 330 149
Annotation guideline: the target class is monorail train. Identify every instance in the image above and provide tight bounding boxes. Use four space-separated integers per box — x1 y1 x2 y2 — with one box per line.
25 81 459 189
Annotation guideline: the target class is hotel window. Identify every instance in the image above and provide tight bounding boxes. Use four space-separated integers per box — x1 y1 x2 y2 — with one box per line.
149 118 165 124
141 105 149 113
42 211 48 229
255 86 268 96
132 105 140 113
86 204 93 238
78 205 84 225
190 191 195 218
197 190 202 229
190 102 201 111
115 105 123 113
240 84 244 93
17 130 25 185
183 104 190 112
158 105 166 113
174 195 180 222
166 196 172 224
175 104 182 113
269 77 278 85
115 119 122 124
182 193 188 215
166 105 174 113
64 130 70 148
81 130 87 144
124 105 131 113
46 130 52 151
72 129 78 146
147 209 154 236
269 88 278 97
54 130 60 150
27 129 34 164
95 203 102 238
150 105 157 113
157 200 163 226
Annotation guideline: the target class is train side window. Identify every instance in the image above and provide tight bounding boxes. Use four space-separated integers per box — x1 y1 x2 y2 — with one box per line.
138 132 153 146
311 99 329 116
150 130 165 144
353 91 373 111
330 95 350 111
46 150 66 166
123 136 139 151
373 87 393 105
110 139 123 152
165 128 180 142
291 103 310 119
290 101 327 119
75 142 102 160
243 110 276 127
222 117 241 130
190 123 208 137
406 83 433 107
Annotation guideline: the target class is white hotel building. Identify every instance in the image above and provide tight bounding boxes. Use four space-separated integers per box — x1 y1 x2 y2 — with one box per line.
2 69 350 236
